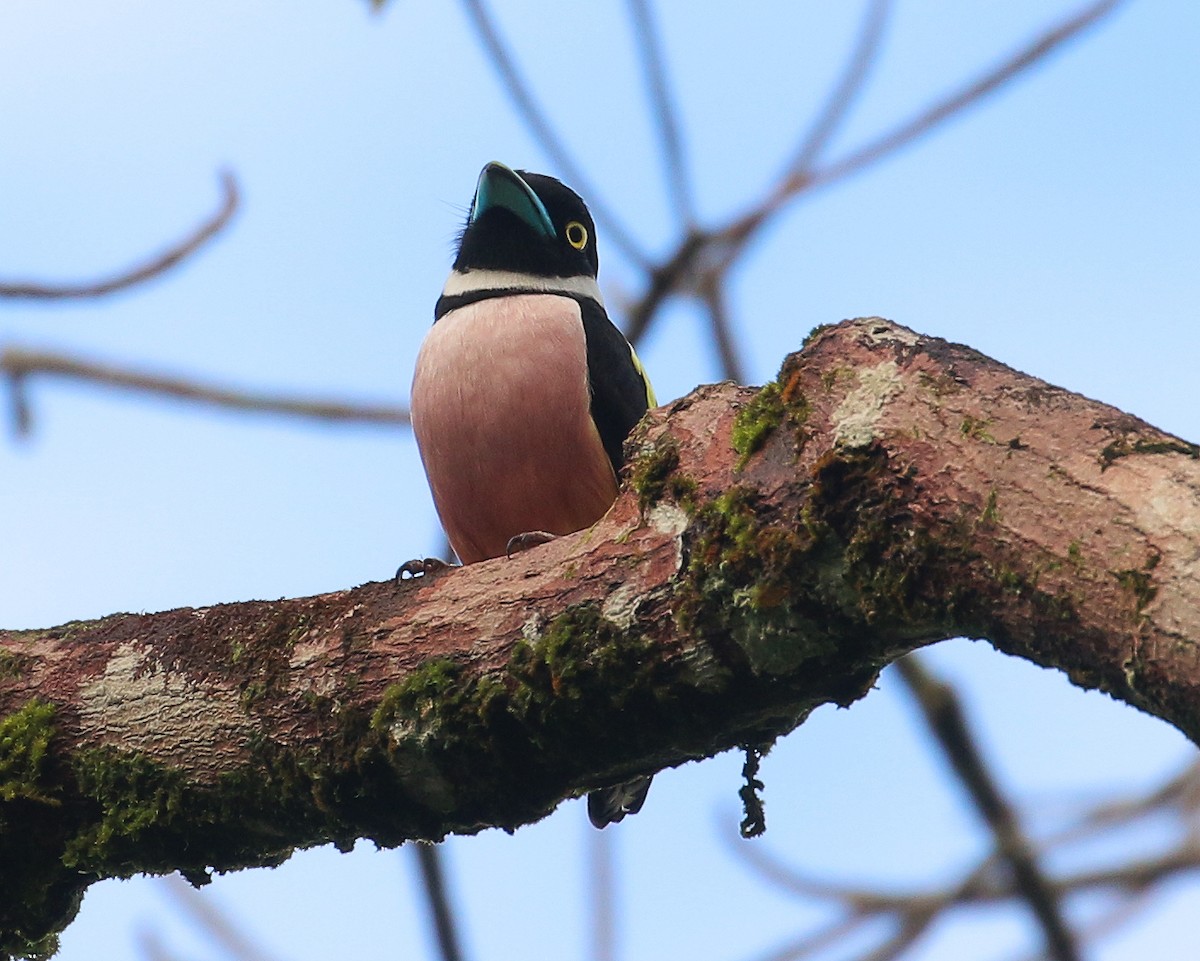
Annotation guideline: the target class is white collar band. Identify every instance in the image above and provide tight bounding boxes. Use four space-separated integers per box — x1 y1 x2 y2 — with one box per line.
441 269 604 307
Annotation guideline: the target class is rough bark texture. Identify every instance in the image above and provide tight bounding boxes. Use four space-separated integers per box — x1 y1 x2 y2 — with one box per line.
2 317 1198 957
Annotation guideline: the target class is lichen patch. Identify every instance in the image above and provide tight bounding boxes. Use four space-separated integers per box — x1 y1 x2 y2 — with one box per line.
648 502 688 538
833 361 903 448
854 317 920 348
601 584 641 630
648 502 689 570
79 643 250 771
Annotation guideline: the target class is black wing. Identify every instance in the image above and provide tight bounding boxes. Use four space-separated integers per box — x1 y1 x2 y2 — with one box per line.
578 297 653 474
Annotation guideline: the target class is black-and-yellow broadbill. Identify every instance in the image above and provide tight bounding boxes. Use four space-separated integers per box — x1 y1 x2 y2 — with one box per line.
410 162 656 827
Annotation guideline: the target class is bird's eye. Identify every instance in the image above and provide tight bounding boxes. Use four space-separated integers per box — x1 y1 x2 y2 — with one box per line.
565 221 588 250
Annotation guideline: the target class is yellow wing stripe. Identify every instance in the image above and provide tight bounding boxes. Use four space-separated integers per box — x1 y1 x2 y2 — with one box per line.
628 343 657 408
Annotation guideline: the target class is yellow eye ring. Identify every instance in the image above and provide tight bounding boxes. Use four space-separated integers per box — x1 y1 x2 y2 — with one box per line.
565 221 588 250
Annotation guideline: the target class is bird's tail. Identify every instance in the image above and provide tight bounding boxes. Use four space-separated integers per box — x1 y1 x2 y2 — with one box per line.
587 776 653 828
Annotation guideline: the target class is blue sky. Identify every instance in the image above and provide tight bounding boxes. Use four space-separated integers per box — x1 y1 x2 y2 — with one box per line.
2 2 1198 959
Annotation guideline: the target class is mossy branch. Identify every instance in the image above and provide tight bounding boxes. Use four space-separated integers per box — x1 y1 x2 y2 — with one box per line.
3 317 1199 957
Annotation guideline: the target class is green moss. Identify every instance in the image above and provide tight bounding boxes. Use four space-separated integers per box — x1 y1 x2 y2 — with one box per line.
66 748 188 872
61 736 348 883
369 609 671 825
819 367 855 392
675 439 1082 695
732 383 784 470
370 657 514 816
985 557 1078 626
0 700 73 961
0 700 57 806
917 371 964 397
1114 553 1160 616
8 933 59 961
0 649 32 680
960 414 996 444
1100 436 1200 469
802 323 834 347
676 484 843 678
730 373 810 472
372 658 495 735
507 607 659 727
978 488 1000 525
627 436 695 511
239 681 268 710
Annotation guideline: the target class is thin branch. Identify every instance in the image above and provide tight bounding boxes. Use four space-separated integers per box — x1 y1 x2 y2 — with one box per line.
696 269 744 384
588 825 616 961
1 346 409 436
457 0 650 269
851 914 935 961
0 172 239 300
414 843 468 961
746 914 875 961
784 0 892 177
136 927 195 961
724 0 1128 251
624 0 1128 347
161 874 289 961
809 0 1126 191
621 228 704 346
896 655 1080 961
729 754 1200 961
625 0 695 224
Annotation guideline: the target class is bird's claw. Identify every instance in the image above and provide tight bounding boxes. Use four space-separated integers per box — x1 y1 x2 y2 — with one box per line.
395 557 451 581
505 531 558 558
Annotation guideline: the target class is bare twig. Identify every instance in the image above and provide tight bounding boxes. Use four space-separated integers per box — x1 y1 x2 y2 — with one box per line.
625 0 1128 347
136 927 194 961
784 0 892 177
750 917 871 961
1 346 409 436
724 0 1128 253
621 228 704 346
588 826 616 961
896 655 1080 961
414 843 468 961
734 832 1200 961
160 874 288 961
457 0 650 269
625 0 695 224
696 269 744 383
0 172 239 300
726 671 1200 961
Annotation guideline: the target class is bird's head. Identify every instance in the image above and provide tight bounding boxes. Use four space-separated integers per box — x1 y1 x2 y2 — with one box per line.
453 163 599 280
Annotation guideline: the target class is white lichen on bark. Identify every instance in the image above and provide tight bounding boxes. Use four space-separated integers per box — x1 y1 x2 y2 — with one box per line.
833 360 904 448
78 642 250 774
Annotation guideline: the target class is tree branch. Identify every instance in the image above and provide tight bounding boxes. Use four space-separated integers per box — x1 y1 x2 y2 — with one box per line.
622 0 1127 346
0 345 409 436
896 656 1079 961
0 172 239 301
414 843 467 961
626 0 695 225
2 317 1198 957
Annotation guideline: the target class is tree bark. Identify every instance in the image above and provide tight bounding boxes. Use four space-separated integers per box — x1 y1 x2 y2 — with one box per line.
2 317 1197 957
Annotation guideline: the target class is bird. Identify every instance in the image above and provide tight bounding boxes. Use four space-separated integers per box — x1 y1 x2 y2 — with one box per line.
408 162 656 827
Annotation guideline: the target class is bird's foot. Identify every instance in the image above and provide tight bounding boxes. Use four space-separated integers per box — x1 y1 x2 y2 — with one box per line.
505 531 558 558
395 557 452 581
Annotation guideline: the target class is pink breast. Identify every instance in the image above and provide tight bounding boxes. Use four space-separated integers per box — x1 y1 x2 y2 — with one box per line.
411 295 619 563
